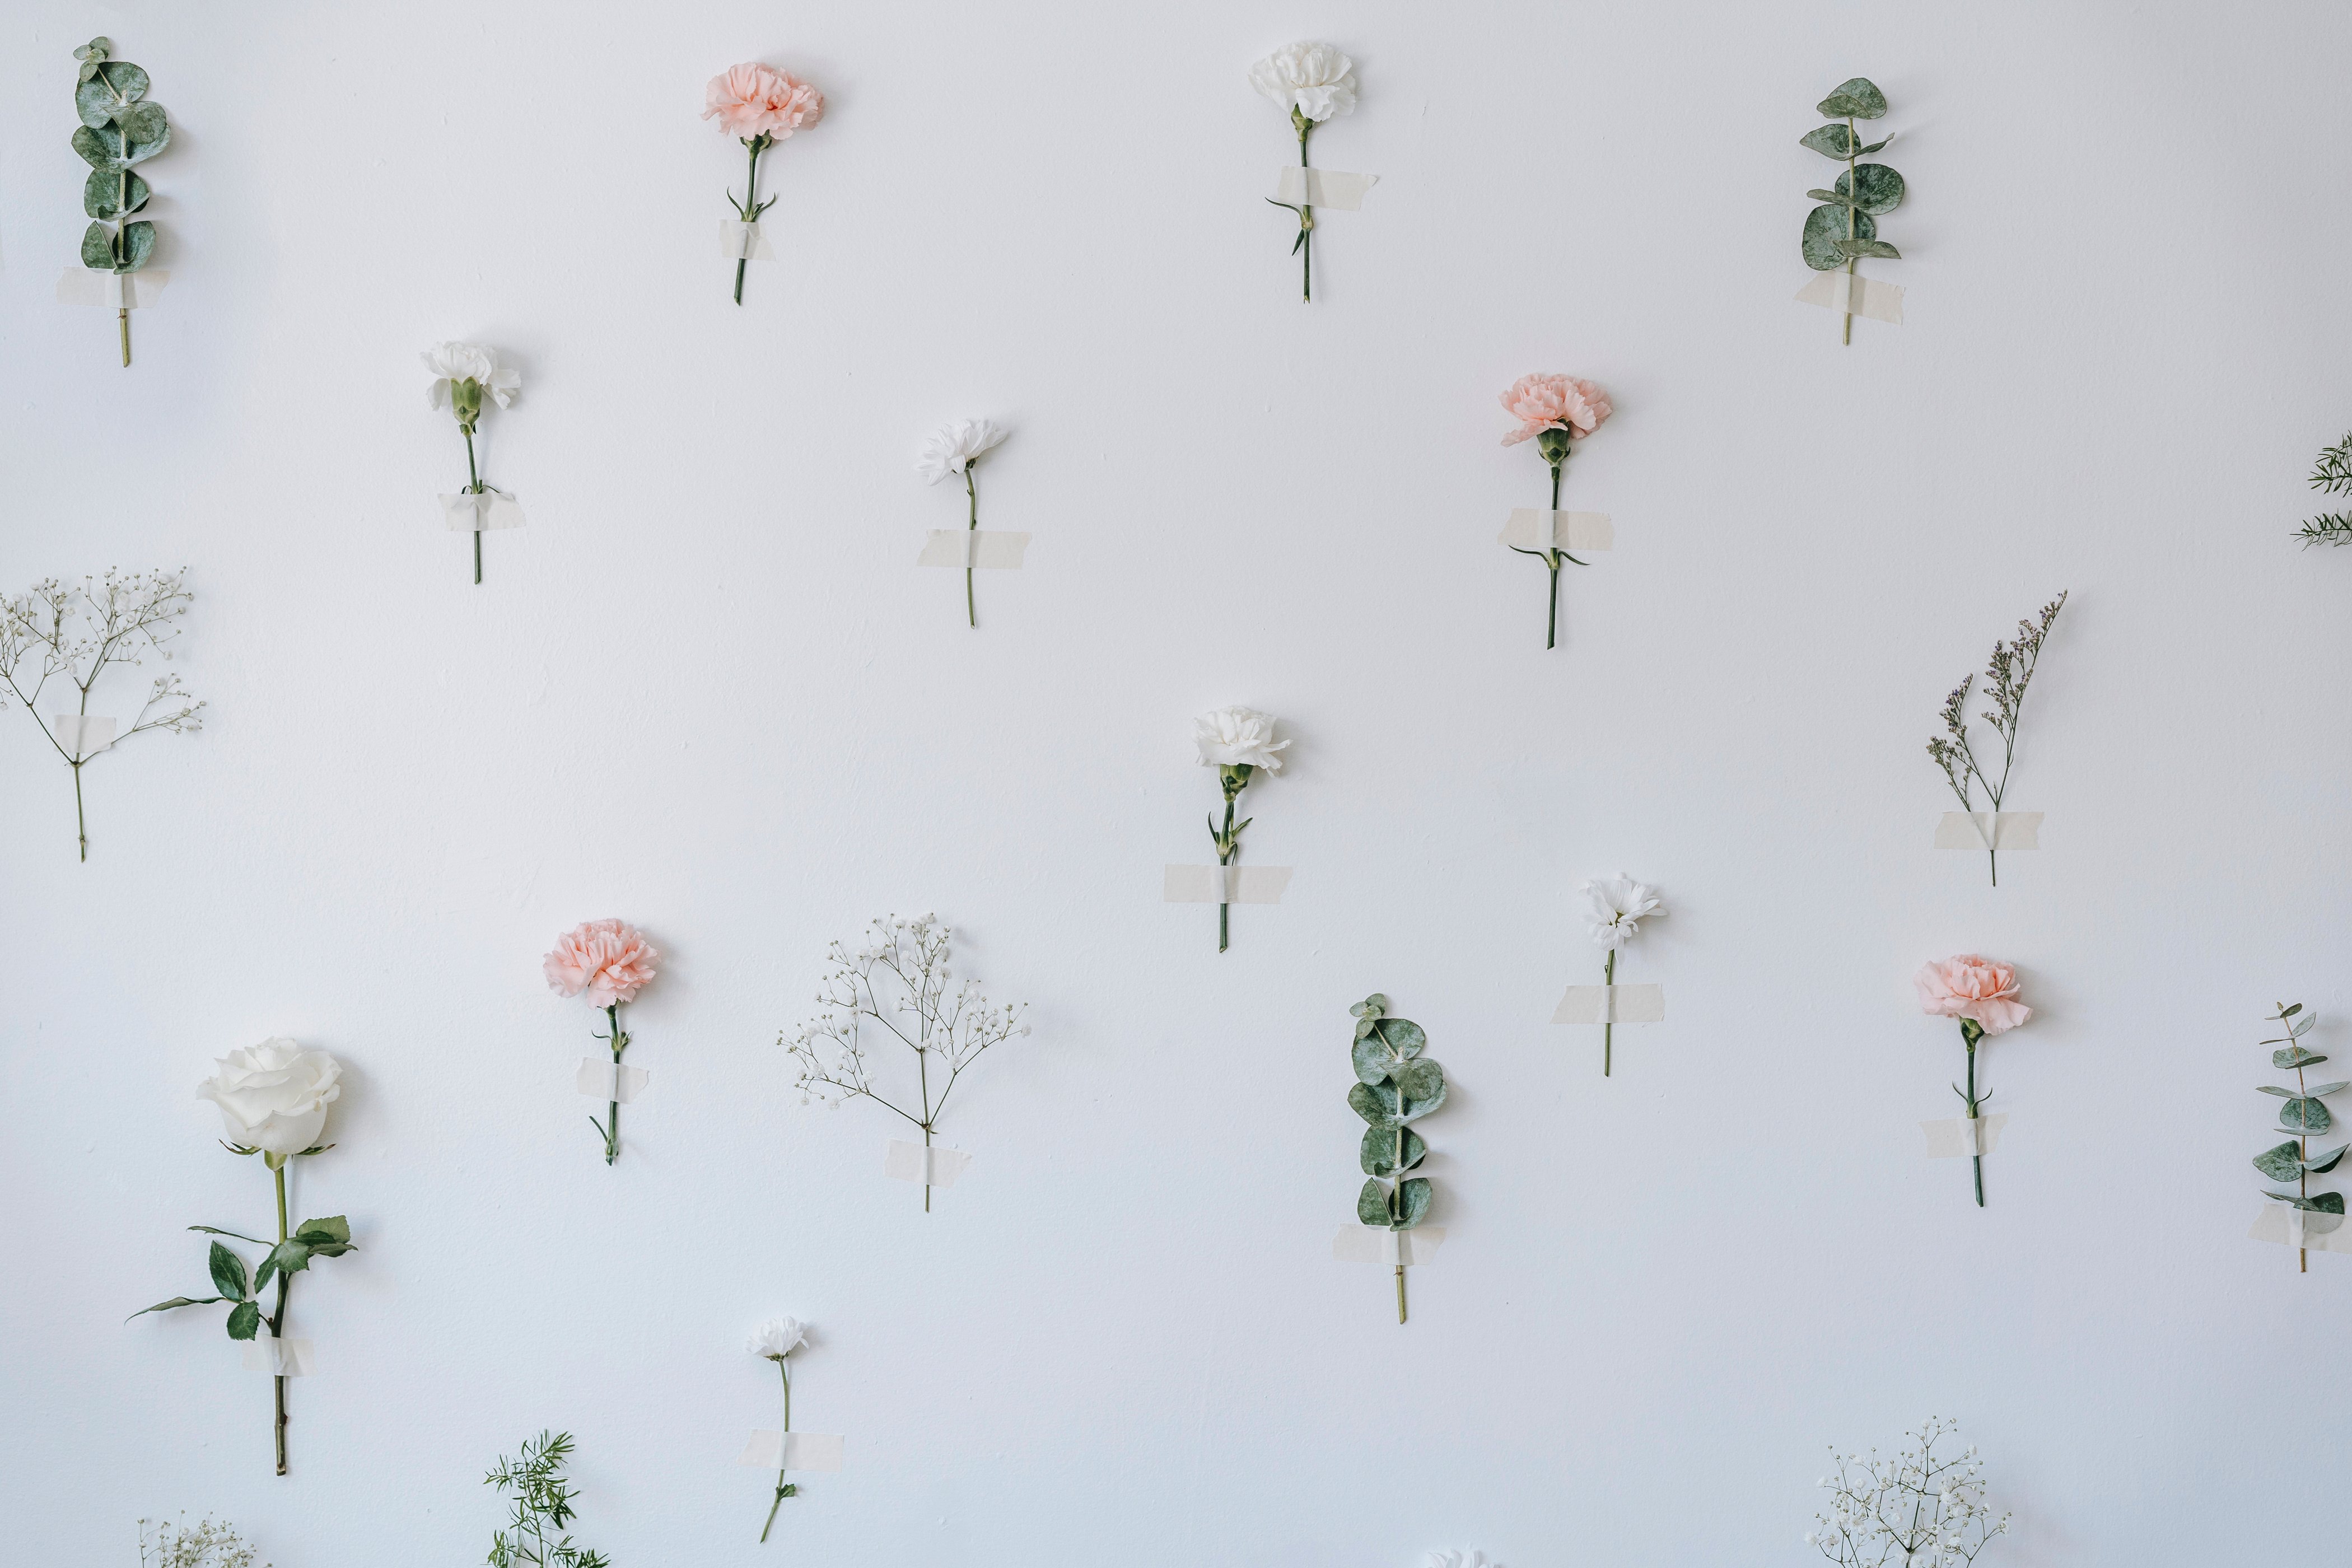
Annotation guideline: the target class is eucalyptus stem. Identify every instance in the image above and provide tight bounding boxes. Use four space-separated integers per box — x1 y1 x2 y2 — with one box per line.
1395 1263 1406 1324
1841 115 1857 346
270 1160 291 1476
119 307 132 368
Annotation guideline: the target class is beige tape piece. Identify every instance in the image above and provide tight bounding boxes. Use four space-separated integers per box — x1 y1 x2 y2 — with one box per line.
241 1336 315 1376
1550 983 1664 1025
2249 1201 2351 1252
56 267 171 308
738 1430 846 1471
1921 1112 2008 1159
1331 1225 1445 1266
51 715 117 757
720 220 776 261
917 530 1030 569
1934 811 2042 851
1794 269 1905 324
438 493 527 531
575 1060 648 1103
1163 865 1292 904
1498 508 1613 553
1272 167 1378 210
883 1138 972 1188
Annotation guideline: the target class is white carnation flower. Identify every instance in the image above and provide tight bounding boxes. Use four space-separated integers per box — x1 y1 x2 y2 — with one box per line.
916 418 1008 485
1582 872 1663 950
1194 705 1288 771
422 340 520 411
746 1316 808 1359
1249 41 1357 122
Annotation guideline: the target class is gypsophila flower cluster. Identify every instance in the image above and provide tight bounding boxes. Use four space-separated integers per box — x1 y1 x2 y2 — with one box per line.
1806 1418 2009 1568
784 914 1028 1113
139 1515 267 1568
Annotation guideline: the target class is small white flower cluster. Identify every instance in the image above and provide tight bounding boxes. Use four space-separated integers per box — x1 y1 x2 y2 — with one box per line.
0 571 206 750
140 1515 267 1568
1805 1418 2009 1567
782 913 1029 1115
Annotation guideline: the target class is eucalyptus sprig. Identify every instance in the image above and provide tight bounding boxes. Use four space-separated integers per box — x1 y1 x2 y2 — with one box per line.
2253 1002 2348 1274
1924 592 2067 887
70 37 169 367
1799 77 1901 346
2293 433 2352 546
486 1431 611 1568
1347 994 1446 1324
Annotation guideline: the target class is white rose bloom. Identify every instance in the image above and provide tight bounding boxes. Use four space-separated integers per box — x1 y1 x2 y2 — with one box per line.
197 1038 343 1155
1583 872 1664 950
422 341 521 411
1248 41 1357 122
1194 705 1289 771
916 418 1008 485
747 1316 808 1359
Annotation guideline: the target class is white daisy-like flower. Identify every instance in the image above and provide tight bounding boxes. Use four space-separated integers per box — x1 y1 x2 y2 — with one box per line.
1426 1552 1499 1568
1583 872 1664 950
1249 41 1357 122
422 341 520 412
1194 705 1289 771
745 1316 807 1359
916 418 1008 485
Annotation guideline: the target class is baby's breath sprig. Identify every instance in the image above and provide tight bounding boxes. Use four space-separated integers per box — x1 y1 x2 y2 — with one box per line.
139 1515 268 1568
1807 1418 2009 1568
0 569 203 861
2293 433 2352 546
1924 592 2066 887
781 914 1029 1212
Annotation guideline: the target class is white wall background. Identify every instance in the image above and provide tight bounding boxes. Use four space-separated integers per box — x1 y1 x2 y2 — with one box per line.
4 1 2350 1562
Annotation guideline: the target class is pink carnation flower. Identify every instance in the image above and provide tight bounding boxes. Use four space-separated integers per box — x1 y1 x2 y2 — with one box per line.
1914 955 2030 1035
1499 373 1612 447
544 918 660 1009
702 63 824 141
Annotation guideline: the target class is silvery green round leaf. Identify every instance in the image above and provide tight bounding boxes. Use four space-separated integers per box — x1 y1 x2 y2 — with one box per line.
1360 1125 1425 1177
1805 188 1851 205
1816 78 1888 119
119 220 156 271
1374 1017 1425 1058
1397 1177 1432 1228
83 168 148 220
95 59 150 104
2275 1046 2328 1068
1351 1034 1395 1086
121 101 169 161
1835 237 1902 260
72 123 126 169
1351 994 1387 1019
1799 123 1860 159
1348 1080 1402 1127
2314 1191 2348 1215
76 76 122 128
1802 204 1874 270
74 37 112 62
2254 1141 2307 1182
2305 1081 2350 1099
2279 1097 2334 1133
1393 1057 1445 1115
2306 1144 2349 1175
1356 1178 1392 1227
2256 1085 2295 1098
1835 163 1905 216
80 222 116 269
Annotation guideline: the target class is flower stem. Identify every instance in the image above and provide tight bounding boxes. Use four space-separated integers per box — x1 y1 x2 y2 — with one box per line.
759 1359 796 1541
964 468 979 629
119 307 132 368
72 761 87 862
605 1004 623 1165
1544 461 1563 650
736 139 766 306
1395 1263 1407 1324
1603 948 1616 1076
464 426 483 585
271 1160 291 1476
1966 1036 1984 1208
1218 798 1236 954
1298 120 1314 303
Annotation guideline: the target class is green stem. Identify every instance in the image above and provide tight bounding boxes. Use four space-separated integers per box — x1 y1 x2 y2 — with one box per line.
1965 1035 1984 1208
1842 116 1856 346
1395 1262 1406 1324
1299 124 1314 303
736 139 764 306
271 1160 291 1476
464 426 483 585
759 1359 796 1541
964 468 979 629
1218 798 1236 954
1603 948 1616 1076
604 1005 623 1165
72 761 87 862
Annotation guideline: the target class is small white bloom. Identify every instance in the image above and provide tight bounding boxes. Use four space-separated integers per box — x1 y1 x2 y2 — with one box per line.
197 1039 343 1156
916 418 1008 485
1194 705 1289 771
422 341 521 412
746 1316 807 1359
1426 1553 1497 1568
1582 872 1664 950
1249 40 1357 122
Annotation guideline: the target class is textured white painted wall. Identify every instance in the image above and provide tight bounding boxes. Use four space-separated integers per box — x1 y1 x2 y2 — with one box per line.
4 1 2350 1563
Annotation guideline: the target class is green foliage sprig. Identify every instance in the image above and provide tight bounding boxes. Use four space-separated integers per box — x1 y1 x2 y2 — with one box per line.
1346 994 1446 1324
1924 592 2067 887
2253 1002 2348 1272
1799 77 1902 346
70 38 169 367
487 1431 612 1568
2293 433 2352 546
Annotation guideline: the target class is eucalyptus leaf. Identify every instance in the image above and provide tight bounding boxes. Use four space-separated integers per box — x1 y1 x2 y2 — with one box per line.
2275 1047 2327 1069
1817 78 1888 120
1374 1018 1426 1059
2257 1085 2297 1098
120 220 155 271
2304 1081 2350 1099
1799 123 1862 159
1351 1034 1396 1087
2283 1003 2304 1016
1802 204 1874 270
121 102 169 162
1394 1058 1444 1103
206 1241 249 1301
1835 237 1902 259
1806 188 1854 205
1835 163 1906 216
2307 1144 2349 1175
1360 1125 1426 1177
80 223 116 269
2280 1098 2335 1134
83 169 148 221
1349 1080 1402 1127
1857 138 1891 155
226 1300 262 1340
1353 1018 1376 1041
2315 1191 2348 1215
127 1295 221 1320
72 123 125 170
75 76 122 129
2255 1141 2307 1182
1351 995 1388 1020
1396 1177 1432 1228
1357 1178 1392 1227
95 60 150 104
2293 1012 2317 1036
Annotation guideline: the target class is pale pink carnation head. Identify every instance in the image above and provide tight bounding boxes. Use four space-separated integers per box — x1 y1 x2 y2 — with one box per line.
544 918 660 1009
1915 954 2031 1035
702 63 824 140
1499 373 1612 447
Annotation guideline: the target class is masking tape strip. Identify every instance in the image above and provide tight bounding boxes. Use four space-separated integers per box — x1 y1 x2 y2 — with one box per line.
1163 865 1292 904
51 715 116 755
737 1430 846 1471
1933 811 2042 851
2250 1201 2351 1252
438 492 526 531
719 220 777 261
57 267 170 309
241 1336 315 1376
1498 509 1613 553
1331 1225 1445 1266
917 530 1030 569
1273 167 1378 209
1794 269 1905 324
883 1138 972 1188
1550 983 1664 1025
576 1060 648 1103
1920 1112 2008 1158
